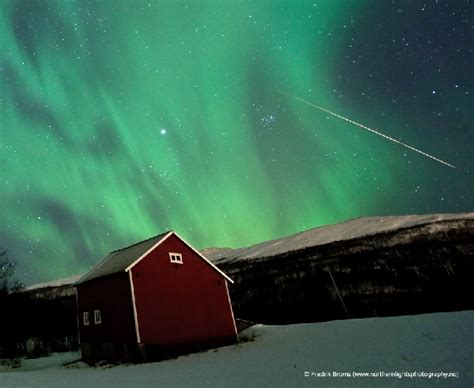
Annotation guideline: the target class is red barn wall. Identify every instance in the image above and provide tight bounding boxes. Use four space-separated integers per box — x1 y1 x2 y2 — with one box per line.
77 272 136 344
131 234 237 346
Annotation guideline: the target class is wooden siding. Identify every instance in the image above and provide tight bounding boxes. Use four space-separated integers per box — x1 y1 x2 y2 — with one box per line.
131 234 237 345
76 272 136 344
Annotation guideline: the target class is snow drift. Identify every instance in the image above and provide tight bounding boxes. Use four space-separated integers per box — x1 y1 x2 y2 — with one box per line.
1 310 472 387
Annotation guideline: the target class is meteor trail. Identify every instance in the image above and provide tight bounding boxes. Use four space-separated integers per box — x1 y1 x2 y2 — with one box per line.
281 91 455 169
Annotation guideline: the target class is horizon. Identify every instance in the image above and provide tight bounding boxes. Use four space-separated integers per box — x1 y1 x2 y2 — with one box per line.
22 210 473 287
1 1 472 285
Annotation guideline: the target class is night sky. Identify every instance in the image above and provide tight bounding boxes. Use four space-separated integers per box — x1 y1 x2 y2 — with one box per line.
1 0 473 285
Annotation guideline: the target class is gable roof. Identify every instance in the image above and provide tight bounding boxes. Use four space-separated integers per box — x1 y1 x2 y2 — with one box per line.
75 231 232 285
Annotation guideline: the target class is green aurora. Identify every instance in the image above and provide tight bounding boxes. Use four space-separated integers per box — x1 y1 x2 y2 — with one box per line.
1 0 472 283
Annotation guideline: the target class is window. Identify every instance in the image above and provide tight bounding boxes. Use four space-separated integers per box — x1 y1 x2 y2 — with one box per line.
83 312 89 326
94 310 102 325
169 252 183 264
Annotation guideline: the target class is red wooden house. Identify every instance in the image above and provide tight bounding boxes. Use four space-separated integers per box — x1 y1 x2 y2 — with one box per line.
75 231 237 363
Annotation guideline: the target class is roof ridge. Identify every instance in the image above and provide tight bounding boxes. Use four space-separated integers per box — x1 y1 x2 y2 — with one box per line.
110 231 172 253
75 230 233 285
74 231 172 285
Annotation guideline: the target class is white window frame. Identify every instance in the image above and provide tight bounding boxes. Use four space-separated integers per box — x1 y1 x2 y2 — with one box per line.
169 252 183 264
94 309 102 325
83 311 89 326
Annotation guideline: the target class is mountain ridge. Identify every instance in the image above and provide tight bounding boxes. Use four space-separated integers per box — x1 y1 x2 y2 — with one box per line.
203 212 474 264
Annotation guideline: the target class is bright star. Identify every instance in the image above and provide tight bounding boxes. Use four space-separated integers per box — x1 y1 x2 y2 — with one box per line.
160 128 167 135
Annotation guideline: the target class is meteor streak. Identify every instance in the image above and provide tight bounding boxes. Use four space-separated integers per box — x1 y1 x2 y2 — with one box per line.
281 91 455 169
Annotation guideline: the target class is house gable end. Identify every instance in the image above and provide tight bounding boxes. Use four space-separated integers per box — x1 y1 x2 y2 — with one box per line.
125 232 233 283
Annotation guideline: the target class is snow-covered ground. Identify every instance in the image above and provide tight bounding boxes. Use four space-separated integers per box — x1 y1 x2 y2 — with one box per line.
203 212 474 263
1 310 472 387
0 352 80 373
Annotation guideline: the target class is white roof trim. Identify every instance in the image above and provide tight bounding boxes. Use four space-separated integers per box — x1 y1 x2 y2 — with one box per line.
124 231 173 272
172 231 234 283
125 231 234 283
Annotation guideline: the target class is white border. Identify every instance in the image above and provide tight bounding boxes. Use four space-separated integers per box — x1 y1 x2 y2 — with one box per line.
124 232 173 272
94 309 102 325
225 280 238 337
172 232 233 283
128 270 141 343
75 291 81 344
83 311 89 326
169 252 183 264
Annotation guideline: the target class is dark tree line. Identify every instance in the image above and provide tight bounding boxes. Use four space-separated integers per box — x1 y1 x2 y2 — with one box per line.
0 250 22 356
0 250 78 358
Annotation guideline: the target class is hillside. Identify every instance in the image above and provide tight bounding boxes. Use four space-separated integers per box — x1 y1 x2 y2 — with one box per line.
203 212 474 263
204 212 474 323
22 275 81 293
